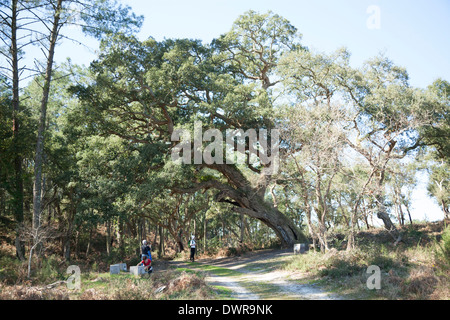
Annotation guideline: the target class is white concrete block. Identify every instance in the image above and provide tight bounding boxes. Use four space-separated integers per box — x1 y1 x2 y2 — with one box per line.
119 263 127 272
294 243 307 254
130 266 146 276
110 264 120 274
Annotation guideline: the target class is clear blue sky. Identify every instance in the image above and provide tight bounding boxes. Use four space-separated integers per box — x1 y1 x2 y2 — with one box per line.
122 0 450 88
55 0 449 222
61 0 450 89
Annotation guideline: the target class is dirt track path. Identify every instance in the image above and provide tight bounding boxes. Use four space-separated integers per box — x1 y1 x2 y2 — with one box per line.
165 249 340 300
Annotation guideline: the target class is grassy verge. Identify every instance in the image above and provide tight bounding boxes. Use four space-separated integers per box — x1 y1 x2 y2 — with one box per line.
281 224 450 300
187 262 243 277
0 265 216 300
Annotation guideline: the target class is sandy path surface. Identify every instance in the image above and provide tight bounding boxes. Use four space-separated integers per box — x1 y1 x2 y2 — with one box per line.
161 249 340 300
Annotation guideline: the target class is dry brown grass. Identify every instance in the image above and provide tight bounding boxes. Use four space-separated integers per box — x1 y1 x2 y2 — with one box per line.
0 269 215 300
164 272 212 299
0 283 70 300
284 222 450 300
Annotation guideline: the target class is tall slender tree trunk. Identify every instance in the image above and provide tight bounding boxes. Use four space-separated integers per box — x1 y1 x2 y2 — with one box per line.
305 206 317 250
152 225 158 250
441 200 449 221
32 0 63 237
106 219 111 256
86 226 93 257
240 213 245 243
175 234 185 252
157 225 161 258
406 205 413 225
158 225 165 258
141 218 146 241
117 217 124 255
398 204 405 226
347 168 378 251
63 187 76 262
362 198 371 229
203 212 207 252
63 219 73 261
10 0 25 261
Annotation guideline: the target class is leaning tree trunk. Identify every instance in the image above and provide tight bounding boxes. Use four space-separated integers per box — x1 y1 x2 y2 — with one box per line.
229 198 307 248
375 195 402 245
174 164 307 248
374 156 402 243
210 164 307 248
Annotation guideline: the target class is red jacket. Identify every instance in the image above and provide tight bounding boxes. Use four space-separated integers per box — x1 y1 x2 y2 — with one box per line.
141 258 151 267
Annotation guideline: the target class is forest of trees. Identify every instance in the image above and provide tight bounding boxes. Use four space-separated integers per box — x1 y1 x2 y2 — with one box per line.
0 2 449 273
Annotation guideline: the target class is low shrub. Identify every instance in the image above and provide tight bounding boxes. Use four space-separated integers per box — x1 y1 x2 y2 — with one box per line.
0 255 27 285
434 225 450 276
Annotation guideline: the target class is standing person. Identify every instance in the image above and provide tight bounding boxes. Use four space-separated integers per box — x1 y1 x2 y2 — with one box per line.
189 235 196 262
141 240 151 261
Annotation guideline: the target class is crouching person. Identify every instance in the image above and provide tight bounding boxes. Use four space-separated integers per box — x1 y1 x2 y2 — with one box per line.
137 254 153 274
